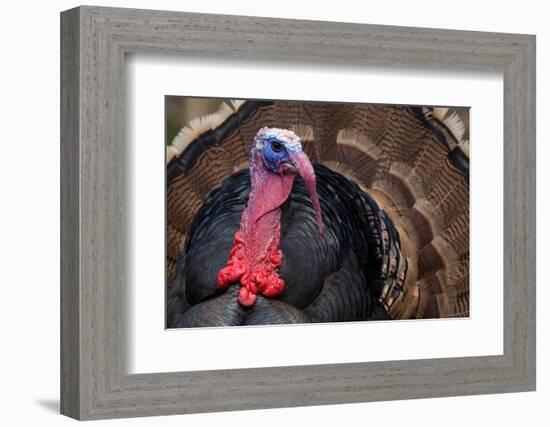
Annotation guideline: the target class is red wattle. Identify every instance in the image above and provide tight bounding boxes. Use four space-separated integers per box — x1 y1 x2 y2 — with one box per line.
238 287 257 307
217 153 295 307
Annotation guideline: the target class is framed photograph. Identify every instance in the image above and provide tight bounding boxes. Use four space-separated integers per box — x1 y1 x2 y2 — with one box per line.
60 6 536 420
164 97 470 328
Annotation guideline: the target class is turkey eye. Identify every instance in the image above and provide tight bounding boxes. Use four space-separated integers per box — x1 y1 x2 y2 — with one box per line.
271 141 283 152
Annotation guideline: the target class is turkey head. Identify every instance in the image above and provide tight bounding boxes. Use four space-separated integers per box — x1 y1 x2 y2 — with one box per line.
217 127 323 307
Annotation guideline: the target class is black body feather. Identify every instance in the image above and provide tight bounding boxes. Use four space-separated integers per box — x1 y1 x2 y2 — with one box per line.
167 164 404 327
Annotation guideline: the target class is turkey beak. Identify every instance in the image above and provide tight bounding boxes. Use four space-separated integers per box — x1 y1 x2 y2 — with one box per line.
289 151 324 235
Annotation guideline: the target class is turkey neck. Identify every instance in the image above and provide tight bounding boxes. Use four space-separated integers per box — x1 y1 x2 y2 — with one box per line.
239 150 295 284
217 151 295 306
241 157 295 255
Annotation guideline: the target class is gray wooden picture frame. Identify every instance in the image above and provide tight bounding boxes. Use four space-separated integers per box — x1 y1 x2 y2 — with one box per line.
60 5 536 420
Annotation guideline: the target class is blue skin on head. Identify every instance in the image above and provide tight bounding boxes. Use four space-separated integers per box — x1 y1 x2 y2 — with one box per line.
262 137 292 173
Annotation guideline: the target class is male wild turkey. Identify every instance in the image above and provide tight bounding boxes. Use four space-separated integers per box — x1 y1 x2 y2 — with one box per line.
166 100 469 327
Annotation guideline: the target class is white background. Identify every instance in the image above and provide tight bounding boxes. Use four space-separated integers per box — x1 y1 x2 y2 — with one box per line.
128 57 503 373
0 0 547 426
